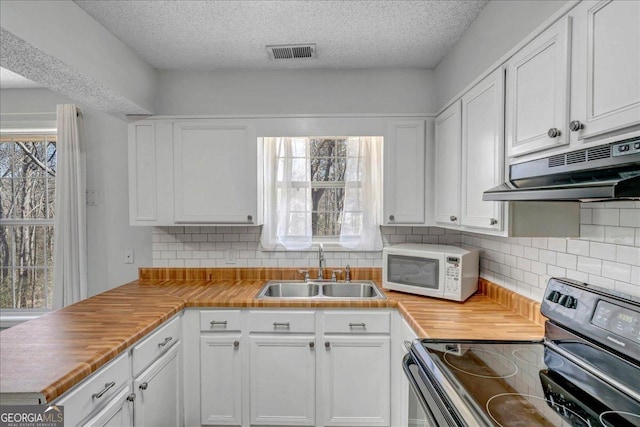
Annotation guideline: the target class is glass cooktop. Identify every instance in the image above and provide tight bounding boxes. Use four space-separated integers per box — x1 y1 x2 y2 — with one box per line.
413 339 640 427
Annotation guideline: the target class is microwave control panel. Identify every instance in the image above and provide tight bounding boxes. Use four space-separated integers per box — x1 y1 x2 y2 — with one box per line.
445 256 461 292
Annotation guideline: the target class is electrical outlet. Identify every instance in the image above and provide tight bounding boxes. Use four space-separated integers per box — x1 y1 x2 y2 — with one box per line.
86 190 98 206
124 249 134 264
225 249 237 264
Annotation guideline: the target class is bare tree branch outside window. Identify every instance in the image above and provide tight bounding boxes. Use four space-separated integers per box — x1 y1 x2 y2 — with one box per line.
0 135 56 309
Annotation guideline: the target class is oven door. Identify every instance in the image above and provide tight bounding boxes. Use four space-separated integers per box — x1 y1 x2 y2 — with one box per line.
402 352 460 427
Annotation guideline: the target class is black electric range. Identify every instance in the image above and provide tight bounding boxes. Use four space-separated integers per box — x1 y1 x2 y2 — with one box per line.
403 278 640 426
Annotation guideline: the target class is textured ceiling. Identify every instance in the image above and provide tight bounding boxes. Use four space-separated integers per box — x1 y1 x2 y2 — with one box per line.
74 0 488 70
0 66 42 89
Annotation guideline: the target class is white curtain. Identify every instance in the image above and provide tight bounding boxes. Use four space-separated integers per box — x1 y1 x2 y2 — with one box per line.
339 137 383 250
260 137 312 250
53 104 87 308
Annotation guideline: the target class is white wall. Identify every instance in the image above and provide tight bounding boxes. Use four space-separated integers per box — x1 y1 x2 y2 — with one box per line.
0 88 152 297
434 0 568 110
157 68 435 115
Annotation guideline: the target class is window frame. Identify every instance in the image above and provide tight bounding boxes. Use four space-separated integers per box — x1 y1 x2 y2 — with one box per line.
0 131 57 313
263 135 381 251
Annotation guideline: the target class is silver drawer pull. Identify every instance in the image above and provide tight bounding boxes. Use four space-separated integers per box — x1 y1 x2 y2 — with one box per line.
349 322 366 328
210 320 228 327
92 381 116 399
273 322 290 328
158 337 173 347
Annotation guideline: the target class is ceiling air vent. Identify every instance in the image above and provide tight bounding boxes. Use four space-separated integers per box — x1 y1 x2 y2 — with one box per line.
266 44 316 60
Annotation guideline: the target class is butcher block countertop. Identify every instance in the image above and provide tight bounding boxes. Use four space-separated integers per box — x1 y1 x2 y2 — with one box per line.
0 268 544 404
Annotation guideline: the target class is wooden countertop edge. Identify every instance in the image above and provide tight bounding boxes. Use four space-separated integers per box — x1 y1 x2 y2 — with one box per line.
2 278 544 403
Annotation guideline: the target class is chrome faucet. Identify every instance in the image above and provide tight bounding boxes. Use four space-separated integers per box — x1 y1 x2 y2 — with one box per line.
345 264 351 282
318 243 325 280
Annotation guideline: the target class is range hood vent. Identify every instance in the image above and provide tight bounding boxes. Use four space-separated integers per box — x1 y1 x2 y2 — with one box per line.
266 44 316 60
483 138 640 202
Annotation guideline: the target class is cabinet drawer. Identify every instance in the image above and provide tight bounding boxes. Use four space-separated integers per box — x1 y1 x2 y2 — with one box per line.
132 315 181 376
200 310 242 332
324 311 390 334
55 352 130 427
248 310 315 333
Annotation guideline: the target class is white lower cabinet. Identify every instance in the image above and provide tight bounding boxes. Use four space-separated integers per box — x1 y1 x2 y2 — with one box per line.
321 336 390 426
133 343 181 427
248 310 316 426
83 386 134 427
55 315 183 427
322 310 391 427
54 352 131 427
249 335 316 425
186 308 394 427
200 336 243 425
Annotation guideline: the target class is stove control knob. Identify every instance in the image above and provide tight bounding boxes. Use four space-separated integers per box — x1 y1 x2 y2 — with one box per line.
559 295 577 309
547 291 562 303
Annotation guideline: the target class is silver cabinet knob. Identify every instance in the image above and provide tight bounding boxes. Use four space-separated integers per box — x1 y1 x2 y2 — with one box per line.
247 215 253 223
325 341 331 349
490 218 498 225
450 216 457 222
389 215 395 222
569 121 584 132
139 382 148 390
309 341 315 349
233 340 240 348
548 128 561 138
126 393 136 402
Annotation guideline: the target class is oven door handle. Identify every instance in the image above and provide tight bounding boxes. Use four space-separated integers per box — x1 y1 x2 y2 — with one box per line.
402 353 444 427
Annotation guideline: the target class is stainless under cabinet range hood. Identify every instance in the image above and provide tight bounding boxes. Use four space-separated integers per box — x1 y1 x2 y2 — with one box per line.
484 138 640 201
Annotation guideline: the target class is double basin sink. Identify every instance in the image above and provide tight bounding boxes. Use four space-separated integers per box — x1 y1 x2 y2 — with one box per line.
256 280 385 300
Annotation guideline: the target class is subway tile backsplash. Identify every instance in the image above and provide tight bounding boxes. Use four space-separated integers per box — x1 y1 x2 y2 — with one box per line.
153 201 640 301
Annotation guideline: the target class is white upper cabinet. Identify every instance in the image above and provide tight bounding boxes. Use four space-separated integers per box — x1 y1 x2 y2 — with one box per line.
434 101 462 226
461 68 505 231
173 120 259 224
506 16 572 158
569 0 640 142
384 119 427 225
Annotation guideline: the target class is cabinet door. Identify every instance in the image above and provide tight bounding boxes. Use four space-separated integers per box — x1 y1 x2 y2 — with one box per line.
570 0 640 140
200 336 242 426
84 386 133 427
128 122 157 224
173 120 258 224
249 335 315 425
461 68 505 231
322 336 390 426
384 120 426 225
434 101 462 226
506 17 571 157
134 343 181 427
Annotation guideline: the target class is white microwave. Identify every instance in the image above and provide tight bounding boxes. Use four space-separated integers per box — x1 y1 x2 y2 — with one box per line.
382 244 479 302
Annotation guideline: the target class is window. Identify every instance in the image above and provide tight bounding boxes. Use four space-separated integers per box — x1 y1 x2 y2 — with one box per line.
261 136 383 250
0 134 56 309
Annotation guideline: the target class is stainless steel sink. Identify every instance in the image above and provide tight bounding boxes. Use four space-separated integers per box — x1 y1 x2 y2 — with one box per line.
259 283 320 298
321 283 381 298
256 280 385 300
